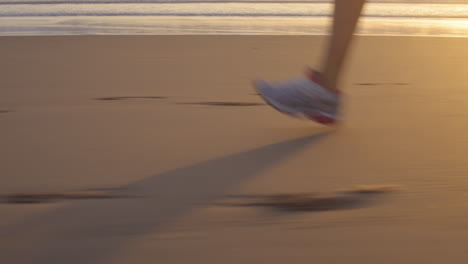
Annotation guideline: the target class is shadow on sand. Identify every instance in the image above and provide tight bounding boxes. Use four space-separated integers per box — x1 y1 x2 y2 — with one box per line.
1 131 331 264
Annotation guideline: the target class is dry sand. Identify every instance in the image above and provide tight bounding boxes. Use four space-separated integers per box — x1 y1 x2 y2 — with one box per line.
1 36 468 263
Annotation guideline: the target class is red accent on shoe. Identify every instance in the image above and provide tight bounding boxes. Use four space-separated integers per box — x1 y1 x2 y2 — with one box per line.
304 67 342 95
310 115 337 125
304 68 324 86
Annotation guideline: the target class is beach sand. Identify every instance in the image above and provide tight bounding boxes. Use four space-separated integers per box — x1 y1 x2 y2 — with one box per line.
1 35 468 263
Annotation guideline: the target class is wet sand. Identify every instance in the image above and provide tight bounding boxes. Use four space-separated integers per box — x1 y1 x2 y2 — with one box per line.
1 36 468 263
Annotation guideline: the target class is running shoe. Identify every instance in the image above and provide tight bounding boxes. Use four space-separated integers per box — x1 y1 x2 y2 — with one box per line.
254 71 340 125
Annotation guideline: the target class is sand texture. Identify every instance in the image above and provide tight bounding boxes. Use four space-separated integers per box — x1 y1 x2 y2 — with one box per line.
1 36 468 263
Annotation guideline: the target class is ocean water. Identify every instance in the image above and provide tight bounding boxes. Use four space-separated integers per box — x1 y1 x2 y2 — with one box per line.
0 1 468 36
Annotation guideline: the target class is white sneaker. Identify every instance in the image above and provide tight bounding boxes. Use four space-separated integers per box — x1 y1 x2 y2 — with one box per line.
254 72 340 125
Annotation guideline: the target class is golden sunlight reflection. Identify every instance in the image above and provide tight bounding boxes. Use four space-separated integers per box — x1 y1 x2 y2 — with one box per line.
2 1 468 263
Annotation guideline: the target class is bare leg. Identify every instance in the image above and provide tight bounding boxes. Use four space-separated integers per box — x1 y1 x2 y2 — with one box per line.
254 0 366 124
322 0 366 93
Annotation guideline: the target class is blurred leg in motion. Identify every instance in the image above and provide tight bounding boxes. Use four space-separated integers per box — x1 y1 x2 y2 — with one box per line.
322 0 366 93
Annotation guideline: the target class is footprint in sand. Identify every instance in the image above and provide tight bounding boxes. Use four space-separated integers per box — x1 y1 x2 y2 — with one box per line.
95 96 168 101
221 185 399 212
176 101 264 107
94 97 263 107
354 83 409 86
0 191 127 204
